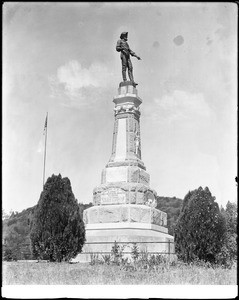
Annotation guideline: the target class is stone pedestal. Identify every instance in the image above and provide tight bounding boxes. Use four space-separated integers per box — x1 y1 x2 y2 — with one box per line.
73 81 174 262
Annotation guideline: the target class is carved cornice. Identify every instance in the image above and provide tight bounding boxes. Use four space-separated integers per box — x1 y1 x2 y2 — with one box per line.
114 104 140 117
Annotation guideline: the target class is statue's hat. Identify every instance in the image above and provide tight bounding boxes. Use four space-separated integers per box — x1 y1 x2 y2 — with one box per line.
120 32 128 39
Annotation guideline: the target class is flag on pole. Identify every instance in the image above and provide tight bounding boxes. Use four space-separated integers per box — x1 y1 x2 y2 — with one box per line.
43 112 48 188
43 114 48 135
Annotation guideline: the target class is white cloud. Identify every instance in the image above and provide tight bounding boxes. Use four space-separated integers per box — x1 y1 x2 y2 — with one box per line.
49 60 115 107
154 90 211 123
57 60 113 94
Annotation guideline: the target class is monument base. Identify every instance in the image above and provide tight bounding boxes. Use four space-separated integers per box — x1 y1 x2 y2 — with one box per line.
72 222 174 263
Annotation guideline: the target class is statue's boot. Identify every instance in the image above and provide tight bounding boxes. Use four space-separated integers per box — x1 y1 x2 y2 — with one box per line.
129 71 138 86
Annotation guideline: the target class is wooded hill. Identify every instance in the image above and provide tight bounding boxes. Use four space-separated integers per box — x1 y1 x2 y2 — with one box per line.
3 197 182 260
156 196 183 235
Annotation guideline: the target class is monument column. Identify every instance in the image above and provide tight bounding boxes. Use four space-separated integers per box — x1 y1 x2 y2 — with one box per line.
109 81 143 167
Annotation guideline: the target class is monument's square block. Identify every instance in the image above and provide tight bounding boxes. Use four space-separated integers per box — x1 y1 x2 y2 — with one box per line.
101 166 150 186
75 224 174 263
92 182 157 206
83 204 167 227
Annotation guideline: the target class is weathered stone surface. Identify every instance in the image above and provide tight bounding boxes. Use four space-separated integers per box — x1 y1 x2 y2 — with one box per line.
128 117 135 131
93 181 157 206
150 209 167 226
93 193 101 206
84 204 167 227
113 94 142 108
84 207 98 224
101 188 126 205
83 205 129 224
151 209 161 226
162 212 167 226
130 206 151 223
127 167 150 186
101 169 106 184
105 166 128 182
98 206 121 223
106 160 146 170
140 207 151 223
129 192 136 204
119 85 127 94
128 133 135 152
121 207 129 222
94 180 139 193
117 82 139 98
114 118 127 161
128 167 139 182
139 169 150 186
127 84 134 94
135 192 144 204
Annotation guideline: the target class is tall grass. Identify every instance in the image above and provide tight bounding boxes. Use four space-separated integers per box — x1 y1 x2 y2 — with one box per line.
2 261 237 285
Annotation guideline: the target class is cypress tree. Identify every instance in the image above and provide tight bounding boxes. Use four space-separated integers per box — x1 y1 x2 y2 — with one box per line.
174 186 226 263
30 174 85 262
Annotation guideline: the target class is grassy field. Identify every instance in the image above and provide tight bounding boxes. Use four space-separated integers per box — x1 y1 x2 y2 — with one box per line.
2 261 237 285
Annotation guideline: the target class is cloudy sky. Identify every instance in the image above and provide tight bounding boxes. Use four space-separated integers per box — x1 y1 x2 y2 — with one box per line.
3 2 237 213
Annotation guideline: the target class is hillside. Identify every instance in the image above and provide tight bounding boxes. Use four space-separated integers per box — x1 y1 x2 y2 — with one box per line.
2 206 35 260
2 202 93 260
156 196 183 235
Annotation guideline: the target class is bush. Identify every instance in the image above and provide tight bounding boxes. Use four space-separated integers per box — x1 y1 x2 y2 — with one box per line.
30 174 85 262
216 201 237 267
111 241 125 265
215 237 237 268
3 247 17 261
88 242 175 273
131 243 140 262
174 187 226 263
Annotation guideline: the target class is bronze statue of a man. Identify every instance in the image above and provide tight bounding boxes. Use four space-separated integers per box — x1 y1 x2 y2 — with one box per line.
116 32 141 86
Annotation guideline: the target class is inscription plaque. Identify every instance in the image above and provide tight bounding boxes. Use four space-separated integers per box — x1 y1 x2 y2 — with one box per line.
101 189 126 204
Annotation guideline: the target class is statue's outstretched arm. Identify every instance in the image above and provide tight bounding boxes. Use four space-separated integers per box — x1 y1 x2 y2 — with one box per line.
130 48 141 60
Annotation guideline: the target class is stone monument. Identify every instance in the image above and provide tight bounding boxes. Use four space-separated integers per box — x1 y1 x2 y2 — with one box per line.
73 33 174 262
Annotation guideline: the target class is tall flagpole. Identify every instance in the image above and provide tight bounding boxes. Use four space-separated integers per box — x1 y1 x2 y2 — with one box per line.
43 112 48 189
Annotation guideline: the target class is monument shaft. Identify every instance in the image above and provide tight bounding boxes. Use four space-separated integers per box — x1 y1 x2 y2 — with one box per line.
93 81 158 208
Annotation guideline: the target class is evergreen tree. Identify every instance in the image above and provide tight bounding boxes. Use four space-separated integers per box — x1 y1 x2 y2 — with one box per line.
3 246 18 261
174 187 226 263
224 201 237 235
30 174 85 262
216 201 237 266
156 196 183 235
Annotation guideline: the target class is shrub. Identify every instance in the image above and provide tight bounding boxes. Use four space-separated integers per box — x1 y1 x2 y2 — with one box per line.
174 187 226 263
3 247 17 261
102 254 111 265
131 243 140 262
30 174 85 262
90 253 102 265
111 241 125 265
216 201 237 267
